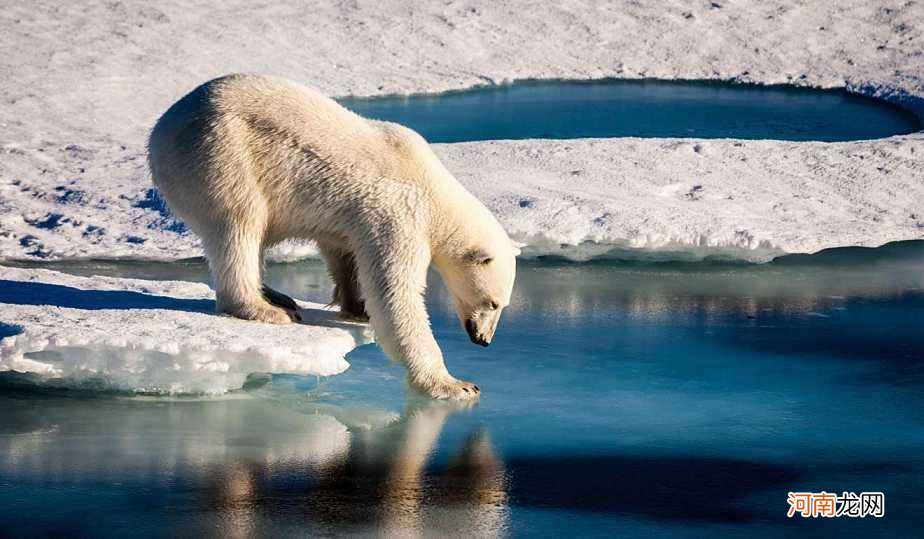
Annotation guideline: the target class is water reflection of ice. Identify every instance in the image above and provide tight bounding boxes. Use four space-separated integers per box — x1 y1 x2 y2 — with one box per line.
441 242 924 325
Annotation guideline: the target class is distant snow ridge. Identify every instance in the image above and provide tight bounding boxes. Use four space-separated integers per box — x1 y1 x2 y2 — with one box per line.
0 266 372 394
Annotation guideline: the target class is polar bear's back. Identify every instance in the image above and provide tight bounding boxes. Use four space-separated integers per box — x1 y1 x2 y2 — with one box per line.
147 73 487 253
149 74 376 169
149 74 464 206
148 74 463 253
148 75 391 226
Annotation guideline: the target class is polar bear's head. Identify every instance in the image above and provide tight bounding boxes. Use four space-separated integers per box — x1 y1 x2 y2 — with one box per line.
436 228 519 347
385 121 520 347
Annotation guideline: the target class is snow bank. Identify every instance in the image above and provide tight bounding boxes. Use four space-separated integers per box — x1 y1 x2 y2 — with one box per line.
0 266 372 394
0 0 922 262
437 136 924 262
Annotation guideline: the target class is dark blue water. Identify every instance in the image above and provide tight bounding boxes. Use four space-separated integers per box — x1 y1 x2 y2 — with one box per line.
2 242 922 536
339 79 920 142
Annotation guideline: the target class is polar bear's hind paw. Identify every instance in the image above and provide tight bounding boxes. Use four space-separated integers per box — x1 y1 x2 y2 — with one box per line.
338 303 369 322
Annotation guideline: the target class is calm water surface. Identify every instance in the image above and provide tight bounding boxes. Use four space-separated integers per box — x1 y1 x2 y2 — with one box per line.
339 80 921 142
1 242 923 536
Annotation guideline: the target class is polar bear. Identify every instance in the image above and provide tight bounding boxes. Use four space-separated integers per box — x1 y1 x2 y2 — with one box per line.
148 75 518 400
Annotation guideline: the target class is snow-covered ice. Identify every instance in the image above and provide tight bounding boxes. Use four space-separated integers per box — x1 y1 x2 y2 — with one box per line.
439 136 924 261
0 0 922 262
0 266 372 394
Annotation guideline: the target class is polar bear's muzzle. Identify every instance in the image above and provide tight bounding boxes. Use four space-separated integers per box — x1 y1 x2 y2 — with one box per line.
464 309 501 347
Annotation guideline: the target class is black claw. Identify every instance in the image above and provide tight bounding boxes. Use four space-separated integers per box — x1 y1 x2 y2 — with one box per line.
462 387 470 393
473 385 480 392
262 284 299 311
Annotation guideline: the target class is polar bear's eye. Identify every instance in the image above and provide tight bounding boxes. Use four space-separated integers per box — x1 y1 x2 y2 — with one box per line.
490 301 499 310
464 249 493 265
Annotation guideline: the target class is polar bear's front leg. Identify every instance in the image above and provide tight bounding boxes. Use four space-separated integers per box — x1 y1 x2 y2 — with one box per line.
353 234 480 401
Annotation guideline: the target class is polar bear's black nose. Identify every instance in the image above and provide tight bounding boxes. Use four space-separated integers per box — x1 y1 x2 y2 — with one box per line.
465 319 490 347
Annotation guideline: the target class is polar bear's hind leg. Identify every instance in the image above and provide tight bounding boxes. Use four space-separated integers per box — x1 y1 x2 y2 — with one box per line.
319 244 368 321
205 219 295 325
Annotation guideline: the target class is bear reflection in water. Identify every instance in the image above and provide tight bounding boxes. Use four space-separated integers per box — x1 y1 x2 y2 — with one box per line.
0 394 507 537
201 400 507 537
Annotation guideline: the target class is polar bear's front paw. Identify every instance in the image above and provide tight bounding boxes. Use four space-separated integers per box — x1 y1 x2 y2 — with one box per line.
224 301 298 324
420 376 481 401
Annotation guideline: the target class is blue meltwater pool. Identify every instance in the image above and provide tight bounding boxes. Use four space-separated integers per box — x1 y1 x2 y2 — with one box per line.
339 79 921 142
1 242 922 536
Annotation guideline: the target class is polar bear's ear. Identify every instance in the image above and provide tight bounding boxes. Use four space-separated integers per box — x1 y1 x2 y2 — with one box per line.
464 248 494 265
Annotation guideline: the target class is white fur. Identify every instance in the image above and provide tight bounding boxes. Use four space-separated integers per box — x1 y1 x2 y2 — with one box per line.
148 75 518 400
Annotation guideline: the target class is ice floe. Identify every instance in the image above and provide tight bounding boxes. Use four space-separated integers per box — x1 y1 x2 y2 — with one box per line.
0 266 372 394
